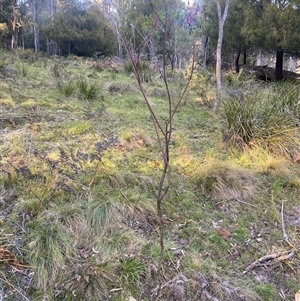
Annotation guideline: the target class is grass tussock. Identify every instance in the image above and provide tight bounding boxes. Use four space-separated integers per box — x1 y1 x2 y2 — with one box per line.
106 81 137 94
196 160 258 202
59 255 118 300
78 79 99 100
222 83 300 156
26 213 75 289
120 129 154 150
58 79 77 97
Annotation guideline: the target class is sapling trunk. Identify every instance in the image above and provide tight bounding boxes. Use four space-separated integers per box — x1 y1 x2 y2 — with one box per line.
99 0 197 297
122 36 196 299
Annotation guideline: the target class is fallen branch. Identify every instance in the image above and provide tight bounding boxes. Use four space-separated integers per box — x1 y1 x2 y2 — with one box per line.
203 289 220 301
243 249 296 274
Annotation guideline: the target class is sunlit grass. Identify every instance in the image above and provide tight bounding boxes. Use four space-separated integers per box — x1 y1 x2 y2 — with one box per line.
0 95 15 107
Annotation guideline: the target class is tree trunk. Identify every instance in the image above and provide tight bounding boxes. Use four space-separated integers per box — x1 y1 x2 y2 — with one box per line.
276 45 283 81
117 35 123 58
31 0 39 52
11 23 16 49
10 0 18 49
49 0 56 16
203 35 209 68
243 48 247 65
233 47 241 73
235 48 241 73
214 0 230 111
46 0 57 55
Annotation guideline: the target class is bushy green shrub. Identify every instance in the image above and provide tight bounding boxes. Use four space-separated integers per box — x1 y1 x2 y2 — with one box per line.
188 69 215 103
16 49 36 61
124 60 149 73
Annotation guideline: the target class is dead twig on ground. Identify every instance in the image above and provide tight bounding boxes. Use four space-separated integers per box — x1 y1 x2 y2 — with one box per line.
281 200 288 241
243 249 296 274
281 199 294 248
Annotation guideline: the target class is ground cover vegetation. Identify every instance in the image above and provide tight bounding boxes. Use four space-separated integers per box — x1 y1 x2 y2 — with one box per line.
0 47 300 300
0 0 300 300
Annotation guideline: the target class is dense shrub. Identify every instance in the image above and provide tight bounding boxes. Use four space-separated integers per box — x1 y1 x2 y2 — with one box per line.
188 69 215 104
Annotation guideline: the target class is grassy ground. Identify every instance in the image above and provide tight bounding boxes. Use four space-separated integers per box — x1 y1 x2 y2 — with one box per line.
0 49 299 301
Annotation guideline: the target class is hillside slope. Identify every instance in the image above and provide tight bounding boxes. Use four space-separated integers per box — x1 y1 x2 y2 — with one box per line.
0 50 299 301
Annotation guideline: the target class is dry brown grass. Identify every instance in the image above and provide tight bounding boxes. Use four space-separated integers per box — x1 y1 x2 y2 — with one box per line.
197 160 258 202
105 81 137 94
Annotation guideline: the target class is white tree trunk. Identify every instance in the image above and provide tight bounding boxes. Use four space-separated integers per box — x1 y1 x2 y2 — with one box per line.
31 0 39 52
214 0 230 111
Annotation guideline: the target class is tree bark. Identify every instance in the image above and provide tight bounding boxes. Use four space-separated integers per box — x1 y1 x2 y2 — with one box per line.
203 35 209 68
276 45 284 81
10 0 19 49
214 0 230 111
234 47 241 73
30 0 39 52
243 48 247 65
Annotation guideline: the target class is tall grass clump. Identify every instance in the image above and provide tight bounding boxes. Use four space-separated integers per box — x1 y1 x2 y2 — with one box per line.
51 62 63 82
51 62 75 97
58 79 76 97
78 79 99 100
222 84 300 155
26 212 75 290
59 254 118 300
274 83 300 119
119 258 145 298
16 62 30 77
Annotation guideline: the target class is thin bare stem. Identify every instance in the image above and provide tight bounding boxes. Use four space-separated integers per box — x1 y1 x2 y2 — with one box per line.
98 1 197 298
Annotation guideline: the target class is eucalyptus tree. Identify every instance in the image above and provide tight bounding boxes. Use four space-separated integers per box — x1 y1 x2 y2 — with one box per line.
0 20 8 44
242 0 300 80
0 1 9 46
214 0 230 111
94 0 130 58
0 0 22 49
224 0 250 71
28 0 40 51
44 1 117 56
96 0 194 66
